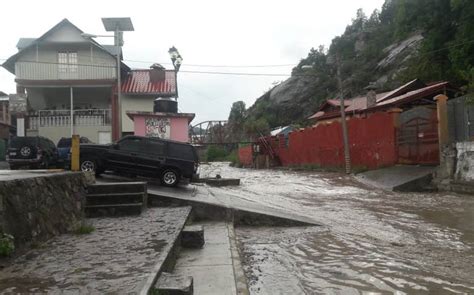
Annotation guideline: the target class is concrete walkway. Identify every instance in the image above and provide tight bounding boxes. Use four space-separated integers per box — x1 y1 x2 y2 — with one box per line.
0 207 191 294
174 221 247 295
355 165 437 191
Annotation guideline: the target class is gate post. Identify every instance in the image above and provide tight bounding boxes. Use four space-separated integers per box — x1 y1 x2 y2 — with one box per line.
434 94 449 151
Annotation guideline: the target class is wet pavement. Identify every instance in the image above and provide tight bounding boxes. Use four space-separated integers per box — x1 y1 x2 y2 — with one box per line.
201 163 474 294
174 221 239 295
0 207 191 294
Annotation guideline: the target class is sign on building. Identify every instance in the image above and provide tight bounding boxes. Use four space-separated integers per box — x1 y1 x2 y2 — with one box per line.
8 94 27 114
145 117 170 139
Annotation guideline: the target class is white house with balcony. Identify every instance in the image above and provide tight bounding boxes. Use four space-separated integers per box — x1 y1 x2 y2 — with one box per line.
2 18 177 145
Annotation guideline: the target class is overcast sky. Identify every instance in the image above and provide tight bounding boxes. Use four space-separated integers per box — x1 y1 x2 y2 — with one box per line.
0 0 384 124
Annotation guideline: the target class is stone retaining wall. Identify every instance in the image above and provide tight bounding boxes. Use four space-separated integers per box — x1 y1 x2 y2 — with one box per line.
455 141 474 181
0 172 91 249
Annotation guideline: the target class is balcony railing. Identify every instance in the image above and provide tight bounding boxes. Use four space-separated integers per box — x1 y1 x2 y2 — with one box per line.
15 61 116 81
28 109 111 130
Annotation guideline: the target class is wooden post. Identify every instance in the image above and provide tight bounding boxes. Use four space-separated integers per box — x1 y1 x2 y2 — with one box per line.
71 134 80 171
434 94 449 152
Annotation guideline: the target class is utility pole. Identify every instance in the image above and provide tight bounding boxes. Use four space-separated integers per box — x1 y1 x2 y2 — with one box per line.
336 55 351 174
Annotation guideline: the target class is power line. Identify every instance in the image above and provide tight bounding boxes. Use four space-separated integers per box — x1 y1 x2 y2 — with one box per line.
179 70 293 77
125 59 296 68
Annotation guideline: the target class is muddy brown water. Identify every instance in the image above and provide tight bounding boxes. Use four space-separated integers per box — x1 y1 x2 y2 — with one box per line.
201 163 474 295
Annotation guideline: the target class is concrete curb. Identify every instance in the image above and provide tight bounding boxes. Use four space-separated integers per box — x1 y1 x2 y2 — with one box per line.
139 206 192 295
228 222 250 295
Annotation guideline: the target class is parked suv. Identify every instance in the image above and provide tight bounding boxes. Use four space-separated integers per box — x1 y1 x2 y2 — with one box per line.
79 135 199 187
7 136 59 170
57 136 92 163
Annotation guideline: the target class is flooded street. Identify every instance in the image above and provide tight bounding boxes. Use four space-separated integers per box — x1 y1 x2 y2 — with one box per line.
201 163 474 294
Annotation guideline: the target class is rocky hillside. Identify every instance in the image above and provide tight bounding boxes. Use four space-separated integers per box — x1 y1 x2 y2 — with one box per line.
234 0 474 135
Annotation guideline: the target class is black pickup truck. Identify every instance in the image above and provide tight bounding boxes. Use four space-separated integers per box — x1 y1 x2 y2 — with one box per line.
79 135 199 187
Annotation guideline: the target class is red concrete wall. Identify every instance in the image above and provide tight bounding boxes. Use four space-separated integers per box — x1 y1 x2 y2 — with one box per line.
238 145 253 167
264 112 397 170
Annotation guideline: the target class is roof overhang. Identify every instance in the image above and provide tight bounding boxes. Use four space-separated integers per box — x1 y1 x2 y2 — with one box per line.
126 111 195 124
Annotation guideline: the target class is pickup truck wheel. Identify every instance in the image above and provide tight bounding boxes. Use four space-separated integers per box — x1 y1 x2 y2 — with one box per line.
161 169 180 187
80 158 96 173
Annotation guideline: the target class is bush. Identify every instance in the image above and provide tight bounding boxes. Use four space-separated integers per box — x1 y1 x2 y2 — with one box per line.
206 145 229 162
0 233 15 256
74 223 95 235
226 150 241 167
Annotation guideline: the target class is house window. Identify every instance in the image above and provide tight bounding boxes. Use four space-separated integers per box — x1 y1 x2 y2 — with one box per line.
58 51 78 73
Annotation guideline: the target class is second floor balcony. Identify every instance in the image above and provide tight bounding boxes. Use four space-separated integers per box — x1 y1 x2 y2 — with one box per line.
28 109 111 130
15 61 117 81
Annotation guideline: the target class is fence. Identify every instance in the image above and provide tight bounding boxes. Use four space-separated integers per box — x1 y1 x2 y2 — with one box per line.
238 145 253 167
447 95 474 143
240 111 398 170
28 109 112 130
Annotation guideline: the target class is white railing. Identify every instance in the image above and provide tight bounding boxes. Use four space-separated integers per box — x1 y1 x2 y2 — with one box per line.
15 61 116 81
28 109 112 129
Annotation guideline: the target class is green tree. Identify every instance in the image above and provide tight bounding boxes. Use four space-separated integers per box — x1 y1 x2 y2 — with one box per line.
227 101 247 142
244 118 270 139
228 101 246 125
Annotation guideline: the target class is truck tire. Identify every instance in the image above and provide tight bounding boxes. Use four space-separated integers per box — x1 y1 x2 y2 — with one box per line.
161 168 180 187
80 157 97 174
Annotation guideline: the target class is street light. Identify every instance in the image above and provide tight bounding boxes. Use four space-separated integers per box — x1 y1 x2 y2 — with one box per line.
168 46 182 100
83 18 134 141
102 17 134 140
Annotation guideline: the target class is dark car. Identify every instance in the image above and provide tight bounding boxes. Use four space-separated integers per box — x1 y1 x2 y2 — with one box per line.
57 137 92 162
79 135 199 187
6 136 59 170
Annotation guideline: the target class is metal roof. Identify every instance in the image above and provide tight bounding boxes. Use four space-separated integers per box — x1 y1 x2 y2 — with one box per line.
16 38 36 50
121 69 176 96
309 81 450 121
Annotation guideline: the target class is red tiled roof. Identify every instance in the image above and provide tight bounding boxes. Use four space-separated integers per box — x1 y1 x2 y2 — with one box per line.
308 111 325 120
345 92 389 112
327 99 350 107
121 70 176 95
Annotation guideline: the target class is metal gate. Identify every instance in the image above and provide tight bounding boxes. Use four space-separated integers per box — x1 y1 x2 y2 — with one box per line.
397 106 439 165
447 95 474 142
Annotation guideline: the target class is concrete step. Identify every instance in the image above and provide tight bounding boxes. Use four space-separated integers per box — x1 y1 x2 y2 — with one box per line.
86 192 145 206
85 182 148 217
155 272 194 295
181 225 205 249
87 182 147 194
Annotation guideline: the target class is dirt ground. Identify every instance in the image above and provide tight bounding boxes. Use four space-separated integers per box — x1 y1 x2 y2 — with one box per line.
201 163 474 295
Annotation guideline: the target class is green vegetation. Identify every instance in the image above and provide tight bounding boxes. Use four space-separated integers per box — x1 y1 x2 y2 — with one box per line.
230 0 474 132
74 223 95 235
0 233 15 257
205 146 241 167
227 150 241 167
206 145 229 162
